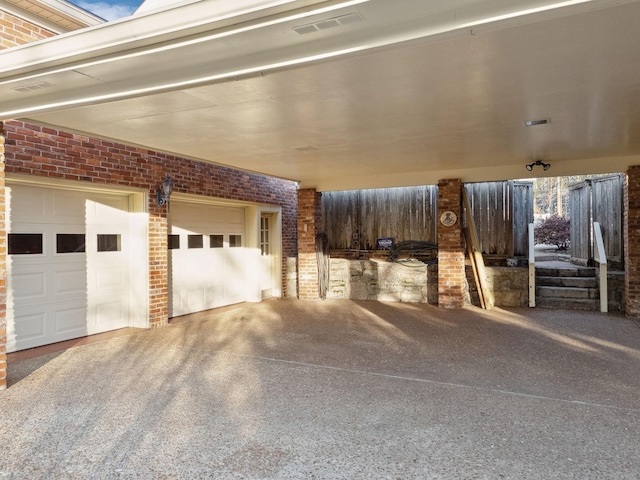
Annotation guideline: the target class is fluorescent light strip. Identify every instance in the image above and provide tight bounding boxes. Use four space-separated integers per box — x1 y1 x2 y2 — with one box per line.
457 0 595 29
0 0 369 86
0 43 370 117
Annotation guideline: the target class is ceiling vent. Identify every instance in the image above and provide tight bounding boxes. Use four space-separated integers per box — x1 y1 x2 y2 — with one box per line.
293 24 319 35
12 81 54 93
294 146 317 152
316 18 340 30
293 12 363 35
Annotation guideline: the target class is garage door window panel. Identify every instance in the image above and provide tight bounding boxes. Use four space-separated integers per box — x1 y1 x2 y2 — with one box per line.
188 235 203 249
210 234 224 248
229 235 242 247
97 234 121 252
168 235 180 249
56 234 86 254
9 233 43 255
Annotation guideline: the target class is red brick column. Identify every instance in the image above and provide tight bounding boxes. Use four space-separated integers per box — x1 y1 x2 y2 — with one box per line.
625 166 640 317
149 202 169 327
0 131 6 389
298 189 322 300
437 179 465 308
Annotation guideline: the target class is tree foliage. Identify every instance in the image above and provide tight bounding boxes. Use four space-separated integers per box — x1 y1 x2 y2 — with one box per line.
534 215 570 250
532 174 612 217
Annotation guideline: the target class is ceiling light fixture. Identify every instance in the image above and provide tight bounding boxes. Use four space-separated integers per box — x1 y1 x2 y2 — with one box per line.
525 160 551 172
525 119 548 126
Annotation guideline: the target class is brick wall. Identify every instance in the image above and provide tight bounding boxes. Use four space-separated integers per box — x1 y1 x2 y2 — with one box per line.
437 178 465 308
1 120 299 324
297 189 322 299
625 166 640 317
0 135 5 389
0 10 55 49
148 209 170 327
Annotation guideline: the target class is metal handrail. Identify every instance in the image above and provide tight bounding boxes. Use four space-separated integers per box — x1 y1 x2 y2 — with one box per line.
528 223 535 307
593 222 608 313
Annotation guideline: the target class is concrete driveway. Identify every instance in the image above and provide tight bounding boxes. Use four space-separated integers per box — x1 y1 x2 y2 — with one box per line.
2 299 639 479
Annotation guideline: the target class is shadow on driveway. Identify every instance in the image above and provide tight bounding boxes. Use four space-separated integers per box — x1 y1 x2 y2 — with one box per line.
2 299 640 479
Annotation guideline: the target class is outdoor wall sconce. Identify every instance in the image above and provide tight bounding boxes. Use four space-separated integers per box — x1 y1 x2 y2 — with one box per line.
525 160 551 172
156 174 174 208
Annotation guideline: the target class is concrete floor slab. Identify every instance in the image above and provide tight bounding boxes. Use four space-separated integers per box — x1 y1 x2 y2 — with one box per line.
2 299 640 479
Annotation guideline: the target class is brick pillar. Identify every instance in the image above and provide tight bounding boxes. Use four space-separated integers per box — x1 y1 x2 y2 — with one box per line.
437 178 465 308
298 189 322 300
149 201 170 327
625 166 640 317
0 129 6 389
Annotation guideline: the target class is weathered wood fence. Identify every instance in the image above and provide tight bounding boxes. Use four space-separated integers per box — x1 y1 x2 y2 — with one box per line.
322 181 533 258
569 174 624 268
322 186 438 251
464 181 533 257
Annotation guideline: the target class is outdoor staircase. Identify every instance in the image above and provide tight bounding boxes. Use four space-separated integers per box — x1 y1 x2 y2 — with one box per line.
535 266 599 310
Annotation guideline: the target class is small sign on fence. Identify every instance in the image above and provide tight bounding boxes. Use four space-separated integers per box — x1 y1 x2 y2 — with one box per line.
376 237 394 250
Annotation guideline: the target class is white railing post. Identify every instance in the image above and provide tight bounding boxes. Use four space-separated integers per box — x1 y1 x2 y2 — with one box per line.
593 222 608 313
528 223 535 307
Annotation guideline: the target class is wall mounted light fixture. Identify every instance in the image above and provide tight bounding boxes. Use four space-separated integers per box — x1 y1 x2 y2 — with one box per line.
525 160 551 172
156 174 174 208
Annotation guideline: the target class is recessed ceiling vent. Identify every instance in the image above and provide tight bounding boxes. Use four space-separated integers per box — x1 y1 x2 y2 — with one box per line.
293 12 364 35
12 81 54 93
294 146 317 152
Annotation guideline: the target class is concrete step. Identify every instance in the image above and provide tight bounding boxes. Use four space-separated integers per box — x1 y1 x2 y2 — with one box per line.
535 297 599 311
534 253 558 262
535 267 596 278
536 286 599 300
533 264 602 311
536 275 597 288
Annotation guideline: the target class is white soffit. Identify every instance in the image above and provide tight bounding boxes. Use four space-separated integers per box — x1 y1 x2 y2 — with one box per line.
0 0 624 117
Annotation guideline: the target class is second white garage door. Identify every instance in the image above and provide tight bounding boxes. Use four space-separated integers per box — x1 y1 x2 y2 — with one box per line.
170 201 251 317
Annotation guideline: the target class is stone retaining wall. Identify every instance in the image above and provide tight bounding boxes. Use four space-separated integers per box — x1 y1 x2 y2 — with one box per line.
293 258 623 310
482 267 529 307
325 258 529 307
327 259 431 303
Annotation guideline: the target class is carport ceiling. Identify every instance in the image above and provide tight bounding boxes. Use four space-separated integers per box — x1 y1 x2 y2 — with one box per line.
2 0 640 190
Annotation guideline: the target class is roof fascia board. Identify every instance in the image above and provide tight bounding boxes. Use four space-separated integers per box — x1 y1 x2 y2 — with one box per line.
36 0 105 25
0 0 67 34
133 0 274 16
0 0 103 34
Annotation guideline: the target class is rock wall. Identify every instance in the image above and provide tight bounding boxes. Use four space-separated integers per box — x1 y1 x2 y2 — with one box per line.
325 259 529 307
327 259 431 303
483 267 529 307
288 257 621 310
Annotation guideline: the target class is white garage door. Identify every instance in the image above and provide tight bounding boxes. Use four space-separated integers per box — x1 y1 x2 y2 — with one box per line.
6 184 135 352
170 202 250 317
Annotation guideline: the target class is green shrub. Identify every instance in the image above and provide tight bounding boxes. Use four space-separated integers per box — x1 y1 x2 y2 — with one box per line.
535 215 570 250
